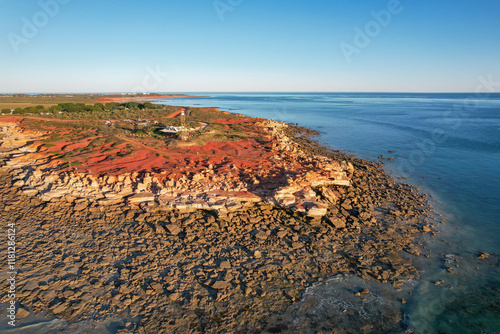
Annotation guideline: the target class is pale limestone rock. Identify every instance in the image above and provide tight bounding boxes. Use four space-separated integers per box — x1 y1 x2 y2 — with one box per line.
306 205 328 217
106 175 116 184
321 187 339 204
22 188 39 196
128 192 155 204
192 173 204 182
13 180 24 188
39 189 69 201
98 198 123 206
32 168 43 180
123 176 132 185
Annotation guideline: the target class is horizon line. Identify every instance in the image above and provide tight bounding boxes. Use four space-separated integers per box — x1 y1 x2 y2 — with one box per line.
2 91 499 95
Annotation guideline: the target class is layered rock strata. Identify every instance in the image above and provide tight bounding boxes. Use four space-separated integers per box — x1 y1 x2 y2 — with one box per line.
0 120 351 217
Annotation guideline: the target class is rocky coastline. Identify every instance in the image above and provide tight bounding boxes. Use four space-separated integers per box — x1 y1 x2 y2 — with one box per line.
0 120 350 218
0 118 435 333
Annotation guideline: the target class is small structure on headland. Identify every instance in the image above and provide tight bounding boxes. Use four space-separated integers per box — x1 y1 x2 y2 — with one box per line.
161 110 189 140
160 126 186 134
178 110 188 141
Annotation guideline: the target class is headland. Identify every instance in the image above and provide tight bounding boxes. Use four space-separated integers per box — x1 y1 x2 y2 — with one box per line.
0 95 436 333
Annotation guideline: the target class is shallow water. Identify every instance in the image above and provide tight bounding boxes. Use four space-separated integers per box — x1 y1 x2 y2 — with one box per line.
155 92 500 333
282 274 418 333
0 311 125 334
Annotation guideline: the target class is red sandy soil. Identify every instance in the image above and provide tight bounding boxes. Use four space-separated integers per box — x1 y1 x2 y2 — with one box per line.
74 138 275 177
0 116 24 123
164 107 187 119
1 117 278 179
93 94 200 104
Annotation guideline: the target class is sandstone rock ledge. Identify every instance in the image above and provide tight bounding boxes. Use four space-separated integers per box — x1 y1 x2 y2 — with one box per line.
0 120 351 217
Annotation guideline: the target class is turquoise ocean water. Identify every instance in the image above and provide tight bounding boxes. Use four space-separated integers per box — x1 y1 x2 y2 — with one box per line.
155 93 500 333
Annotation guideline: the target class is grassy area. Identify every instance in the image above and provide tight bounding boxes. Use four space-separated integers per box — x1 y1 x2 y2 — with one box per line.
0 94 108 106
0 103 56 110
0 93 191 108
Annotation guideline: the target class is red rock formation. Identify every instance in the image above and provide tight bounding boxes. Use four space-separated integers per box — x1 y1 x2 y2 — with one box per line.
0 118 351 217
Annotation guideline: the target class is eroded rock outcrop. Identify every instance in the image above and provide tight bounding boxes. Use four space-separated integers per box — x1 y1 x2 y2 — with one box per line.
0 120 351 217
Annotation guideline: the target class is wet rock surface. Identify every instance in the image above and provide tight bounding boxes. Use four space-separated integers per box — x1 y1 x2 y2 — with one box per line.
0 125 437 333
278 274 416 334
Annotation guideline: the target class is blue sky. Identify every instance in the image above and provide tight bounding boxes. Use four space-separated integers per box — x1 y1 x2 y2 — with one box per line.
1 0 499 93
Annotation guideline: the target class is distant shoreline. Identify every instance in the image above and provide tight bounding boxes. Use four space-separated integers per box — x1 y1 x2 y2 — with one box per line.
93 94 204 103
0 93 204 110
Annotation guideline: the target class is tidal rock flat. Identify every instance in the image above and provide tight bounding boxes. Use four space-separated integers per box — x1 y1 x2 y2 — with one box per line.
0 113 434 333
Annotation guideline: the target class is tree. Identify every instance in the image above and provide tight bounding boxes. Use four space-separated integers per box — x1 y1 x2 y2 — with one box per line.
59 103 77 113
49 105 63 113
124 102 140 110
105 102 118 111
94 103 104 111
23 106 41 114
13 108 23 114
1 108 11 114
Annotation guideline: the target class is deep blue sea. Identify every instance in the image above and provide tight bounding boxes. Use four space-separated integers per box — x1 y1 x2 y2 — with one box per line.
155 92 500 333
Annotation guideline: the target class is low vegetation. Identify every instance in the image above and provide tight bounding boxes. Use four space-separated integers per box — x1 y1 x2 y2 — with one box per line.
7 96 270 169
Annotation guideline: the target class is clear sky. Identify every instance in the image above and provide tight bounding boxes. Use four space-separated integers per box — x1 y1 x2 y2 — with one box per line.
1 0 499 93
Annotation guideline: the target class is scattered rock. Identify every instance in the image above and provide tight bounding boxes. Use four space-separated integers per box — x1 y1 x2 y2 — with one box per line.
477 252 489 259
212 281 230 290
51 303 67 315
328 217 346 229
16 308 30 319
220 261 231 269
421 225 432 233
164 224 181 235
0 120 437 333
74 201 88 211
168 292 180 301
13 180 24 188
276 230 288 238
255 231 268 240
